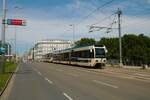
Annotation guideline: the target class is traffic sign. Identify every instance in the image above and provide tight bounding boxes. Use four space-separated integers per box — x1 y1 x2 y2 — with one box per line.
7 19 26 26
0 47 6 54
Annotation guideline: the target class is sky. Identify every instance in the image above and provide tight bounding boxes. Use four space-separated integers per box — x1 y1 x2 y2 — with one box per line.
0 0 150 55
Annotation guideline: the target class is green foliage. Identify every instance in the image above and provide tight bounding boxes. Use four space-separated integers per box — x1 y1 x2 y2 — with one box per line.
98 34 150 65
98 37 119 59
0 62 17 91
75 34 150 65
75 38 96 46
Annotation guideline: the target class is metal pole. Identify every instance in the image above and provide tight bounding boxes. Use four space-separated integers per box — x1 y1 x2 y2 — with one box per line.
13 6 23 63
117 8 123 67
32 47 34 61
69 24 75 46
73 24 75 43
7 43 9 55
7 43 11 61
1 0 7 73
14 26 17 62
14 6 20 63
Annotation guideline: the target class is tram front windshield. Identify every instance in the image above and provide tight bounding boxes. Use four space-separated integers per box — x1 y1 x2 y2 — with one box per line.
95 48 105 58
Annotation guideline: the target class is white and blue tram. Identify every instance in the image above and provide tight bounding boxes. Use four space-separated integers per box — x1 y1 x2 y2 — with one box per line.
52 45 107 68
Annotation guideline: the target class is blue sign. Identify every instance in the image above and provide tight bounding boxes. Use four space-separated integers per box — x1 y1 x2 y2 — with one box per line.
7 19 12 25
0 47 6 54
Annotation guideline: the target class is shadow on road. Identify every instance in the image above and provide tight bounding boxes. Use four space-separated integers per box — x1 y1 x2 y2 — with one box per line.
53 63 105 69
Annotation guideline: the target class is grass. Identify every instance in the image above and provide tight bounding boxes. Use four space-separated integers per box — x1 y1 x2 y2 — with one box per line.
0 62 17 92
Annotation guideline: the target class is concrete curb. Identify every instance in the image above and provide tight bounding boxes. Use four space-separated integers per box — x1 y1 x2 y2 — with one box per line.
0 72 14 97
0 63 19 97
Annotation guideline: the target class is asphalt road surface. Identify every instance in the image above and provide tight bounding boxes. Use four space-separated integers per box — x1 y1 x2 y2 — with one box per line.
2 62 150 100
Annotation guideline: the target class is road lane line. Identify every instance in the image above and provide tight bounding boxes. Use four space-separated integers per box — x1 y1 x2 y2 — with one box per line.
32 68 38 72
68 73 79 77
68 67 150 82
93 80 118 89
63 93 73 100
56 69 64 72
44 77 53 84
38 71 42 76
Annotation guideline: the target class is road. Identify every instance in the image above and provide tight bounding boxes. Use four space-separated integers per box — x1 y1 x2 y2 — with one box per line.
1 62 150 100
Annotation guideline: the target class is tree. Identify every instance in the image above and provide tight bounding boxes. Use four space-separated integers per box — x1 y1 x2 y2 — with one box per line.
75 38 96 46
75 34 150 66
98 34 150 66
98 37 119 59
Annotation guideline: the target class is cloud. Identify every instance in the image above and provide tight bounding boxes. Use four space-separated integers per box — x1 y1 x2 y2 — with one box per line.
1 0 150 55
5 14 150 42
147 0 150 3
122 16 150 35
4 14 150 55
4 12 150 54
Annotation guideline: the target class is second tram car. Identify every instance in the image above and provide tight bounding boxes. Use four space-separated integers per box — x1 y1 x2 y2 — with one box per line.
52 45 107 68
42 53 53 62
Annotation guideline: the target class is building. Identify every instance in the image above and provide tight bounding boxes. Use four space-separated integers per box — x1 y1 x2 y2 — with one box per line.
27 48 34 61
33 39 73 61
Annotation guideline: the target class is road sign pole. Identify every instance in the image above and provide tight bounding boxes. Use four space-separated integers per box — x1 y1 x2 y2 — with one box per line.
14 26 17 63
0 0 7 73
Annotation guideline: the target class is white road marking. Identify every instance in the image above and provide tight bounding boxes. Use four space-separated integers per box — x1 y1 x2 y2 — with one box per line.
56 69 64 72
69 68 150 82
134 73 150 77
38 71 42 76
33 68 43 76
72 68 87 72
72 68 97 74
44 77 53 84
33 68 38 72
63 93 73 100
68 73 79 77
93 80 118 89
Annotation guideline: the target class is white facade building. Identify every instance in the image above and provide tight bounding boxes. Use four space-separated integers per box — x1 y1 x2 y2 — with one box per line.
33 39 73 61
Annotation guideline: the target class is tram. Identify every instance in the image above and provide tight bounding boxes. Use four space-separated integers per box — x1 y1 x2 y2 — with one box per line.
52 45 107 68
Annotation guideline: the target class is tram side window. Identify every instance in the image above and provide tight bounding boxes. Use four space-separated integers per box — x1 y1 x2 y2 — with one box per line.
78 51 82 57
71 50 94 58
60 53 64 61
71 51 76 57
80 50 92 58
71 51 80 58
64 53 69 61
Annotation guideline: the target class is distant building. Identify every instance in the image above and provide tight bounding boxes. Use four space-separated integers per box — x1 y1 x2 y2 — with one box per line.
33 39 73 61
27 48 34 61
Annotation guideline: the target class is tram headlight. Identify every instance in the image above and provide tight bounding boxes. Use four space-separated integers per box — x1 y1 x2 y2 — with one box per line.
103 59 106 62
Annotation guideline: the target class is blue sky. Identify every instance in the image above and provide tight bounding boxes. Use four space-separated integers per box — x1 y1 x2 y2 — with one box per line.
4 0 150 18
0 0 150 55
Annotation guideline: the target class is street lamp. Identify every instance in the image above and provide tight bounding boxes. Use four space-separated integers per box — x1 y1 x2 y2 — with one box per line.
69 24 75 44
13 6 23 62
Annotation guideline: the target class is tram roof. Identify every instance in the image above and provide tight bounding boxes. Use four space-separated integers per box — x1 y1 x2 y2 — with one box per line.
54 44 105 54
